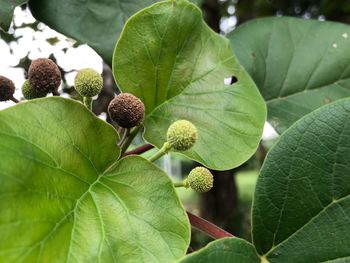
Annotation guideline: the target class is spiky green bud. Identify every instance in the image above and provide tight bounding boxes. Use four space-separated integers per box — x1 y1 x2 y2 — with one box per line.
21 80 47 100
74 68 103 97
28 58 61 94
185 167 213 193
166 120 197 151
108 93 145 128
0 75 15 101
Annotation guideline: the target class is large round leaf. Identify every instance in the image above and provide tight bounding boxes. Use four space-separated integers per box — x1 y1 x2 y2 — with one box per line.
229 17 350 133
178 238 260 263
113 0 266 170
0 97 190 262
252 98 350 262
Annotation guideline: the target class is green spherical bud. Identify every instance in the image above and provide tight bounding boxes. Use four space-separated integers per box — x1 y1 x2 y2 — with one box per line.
21 80 47 100
28 58 61 94
166 120 197 151
185 167 213 193
74 68 103 97
108 93 145 128
0 75 15 101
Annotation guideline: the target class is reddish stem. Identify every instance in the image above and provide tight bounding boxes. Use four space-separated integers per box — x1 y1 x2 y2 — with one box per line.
186 211 234 239
123 144 154 156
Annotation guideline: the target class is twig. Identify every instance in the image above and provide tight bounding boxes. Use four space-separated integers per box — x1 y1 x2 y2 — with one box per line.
10 96 19 103
118 128 130 147
186 211 234 239
83 97 93 110
120 126 141 155
123 144 154 156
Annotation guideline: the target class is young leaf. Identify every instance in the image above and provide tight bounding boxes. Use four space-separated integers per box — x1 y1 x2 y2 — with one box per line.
0 0 27 31
113 0 266 170
0 97 189 262
229 17 350 133
178 238 260 263
253 98 350 261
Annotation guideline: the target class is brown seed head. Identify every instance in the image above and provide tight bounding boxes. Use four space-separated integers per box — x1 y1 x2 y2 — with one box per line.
108 93 145 128
0 75 15 101
28 58 61 94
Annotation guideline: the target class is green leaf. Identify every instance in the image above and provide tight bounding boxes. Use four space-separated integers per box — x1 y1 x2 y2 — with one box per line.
178 238 260 263
0 0 27 31
229 17 350 133
113 0 266 170
252 98 350 262
28 0 201 65
0 97 190 262
28 0 161 64
190 0 203 6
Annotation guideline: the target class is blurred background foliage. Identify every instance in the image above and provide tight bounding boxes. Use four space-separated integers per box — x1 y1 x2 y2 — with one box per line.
1 0 350 250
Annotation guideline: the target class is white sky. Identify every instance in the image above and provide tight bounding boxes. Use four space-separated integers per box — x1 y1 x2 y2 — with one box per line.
0 7 103 111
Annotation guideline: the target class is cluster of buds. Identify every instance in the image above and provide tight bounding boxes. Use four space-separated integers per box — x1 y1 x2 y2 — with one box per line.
106 92 212 192
0 58 62 102
2 62 213 192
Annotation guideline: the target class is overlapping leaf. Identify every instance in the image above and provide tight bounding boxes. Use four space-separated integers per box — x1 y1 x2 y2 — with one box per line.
229 17 350 133
113 0 266 170
0 97 189 262
179 98 350 262
178 238 260 263
253 98 350 262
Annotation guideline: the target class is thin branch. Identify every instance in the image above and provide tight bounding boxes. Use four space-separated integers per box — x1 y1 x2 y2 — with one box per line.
123 144 154 156
118 128 130 147
186 211 234 239
83 97 92 110
10 96 19 103
174 181 186 188
120 126 141 155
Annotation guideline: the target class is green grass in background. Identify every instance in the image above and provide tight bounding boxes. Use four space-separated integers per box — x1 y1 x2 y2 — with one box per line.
236 170 259 204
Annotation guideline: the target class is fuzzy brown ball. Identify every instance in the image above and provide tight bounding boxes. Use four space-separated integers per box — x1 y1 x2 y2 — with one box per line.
28 58 61 94
0 76 15 101
108 93 145 128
